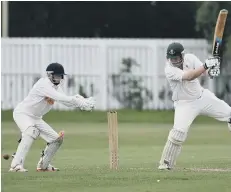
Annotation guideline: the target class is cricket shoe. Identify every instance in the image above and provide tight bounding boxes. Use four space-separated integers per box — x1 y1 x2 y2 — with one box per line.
9 165 28 172
37 164 60 172
228 118 231 132
158 160 171 170
12 152 16 158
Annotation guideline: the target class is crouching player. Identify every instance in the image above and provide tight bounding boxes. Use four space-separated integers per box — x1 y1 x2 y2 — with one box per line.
9 63 95 172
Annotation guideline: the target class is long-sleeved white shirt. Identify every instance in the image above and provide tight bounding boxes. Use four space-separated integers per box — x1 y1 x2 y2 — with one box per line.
14 77 75 118
165 53 204 101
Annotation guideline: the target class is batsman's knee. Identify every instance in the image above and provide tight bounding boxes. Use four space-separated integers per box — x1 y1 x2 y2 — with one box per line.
22 126 40 139
168 129 187 145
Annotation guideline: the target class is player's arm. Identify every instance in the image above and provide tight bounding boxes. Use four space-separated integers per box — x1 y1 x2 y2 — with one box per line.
57 87 85 107
182 66 206 81
192 54 221 77
192 54 208 75
166 57 219 81
39 85 75 102
166 67 205 81
183 56 220 80
39 85 95 110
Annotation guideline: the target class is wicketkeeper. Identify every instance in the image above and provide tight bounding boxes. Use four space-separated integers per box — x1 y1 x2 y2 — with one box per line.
9 63 95 172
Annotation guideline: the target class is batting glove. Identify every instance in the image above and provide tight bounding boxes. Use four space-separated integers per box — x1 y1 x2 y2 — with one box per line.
208 66 220 77
204 57 220 69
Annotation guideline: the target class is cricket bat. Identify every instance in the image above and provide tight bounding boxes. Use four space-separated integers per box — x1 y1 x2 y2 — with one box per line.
212 9 228 57
210 9 228 79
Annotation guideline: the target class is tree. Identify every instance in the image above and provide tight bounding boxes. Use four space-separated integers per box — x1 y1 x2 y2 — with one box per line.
196 2 231 61
9 1 200 38
195 2 231 104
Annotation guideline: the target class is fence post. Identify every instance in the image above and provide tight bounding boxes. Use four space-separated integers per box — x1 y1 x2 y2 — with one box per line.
99 42 108 110
152 43 159 109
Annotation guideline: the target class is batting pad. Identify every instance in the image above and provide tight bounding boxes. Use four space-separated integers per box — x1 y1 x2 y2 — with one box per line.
159 129 187 168
11 134 34 168
37 134 64 169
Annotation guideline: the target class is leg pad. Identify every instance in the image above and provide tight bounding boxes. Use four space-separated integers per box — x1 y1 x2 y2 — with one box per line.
37 134 64 169
159 129 187 168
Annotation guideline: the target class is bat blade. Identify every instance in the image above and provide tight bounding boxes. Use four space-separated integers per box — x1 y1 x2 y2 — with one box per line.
212 9 228 57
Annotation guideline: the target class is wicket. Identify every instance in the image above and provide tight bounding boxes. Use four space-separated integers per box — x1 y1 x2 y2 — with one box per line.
107 111 119 170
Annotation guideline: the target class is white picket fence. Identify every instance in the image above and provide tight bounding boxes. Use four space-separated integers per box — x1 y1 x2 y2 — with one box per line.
1 38 213 110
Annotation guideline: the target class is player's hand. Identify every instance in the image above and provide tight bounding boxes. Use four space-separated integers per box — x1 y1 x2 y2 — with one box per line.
80 97 95 111
208 66 220 77
204 57 220 69
75 94 84 99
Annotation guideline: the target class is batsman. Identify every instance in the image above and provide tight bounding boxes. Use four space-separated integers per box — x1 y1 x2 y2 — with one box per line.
158 42 231 170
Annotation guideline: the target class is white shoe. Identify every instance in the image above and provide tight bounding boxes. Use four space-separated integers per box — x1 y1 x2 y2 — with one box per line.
9 165 28 172
158 160 171 170
37 164 60 172
158 163 171 170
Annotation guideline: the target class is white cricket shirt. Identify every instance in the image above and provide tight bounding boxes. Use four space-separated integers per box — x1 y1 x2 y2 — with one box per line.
165 53 204 101
14 77 74 118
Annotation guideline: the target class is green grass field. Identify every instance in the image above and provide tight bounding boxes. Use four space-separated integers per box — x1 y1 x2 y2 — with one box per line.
2 121 231 192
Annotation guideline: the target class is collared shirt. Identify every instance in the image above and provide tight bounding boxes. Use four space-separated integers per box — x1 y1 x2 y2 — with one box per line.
14 77 73 118
165 53 204 101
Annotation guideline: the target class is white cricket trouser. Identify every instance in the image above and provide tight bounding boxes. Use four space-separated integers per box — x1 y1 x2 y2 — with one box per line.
13 112 59 143
173 89 231 132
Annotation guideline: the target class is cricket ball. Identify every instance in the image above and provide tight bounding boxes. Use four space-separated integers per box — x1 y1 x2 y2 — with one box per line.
3 154 10 160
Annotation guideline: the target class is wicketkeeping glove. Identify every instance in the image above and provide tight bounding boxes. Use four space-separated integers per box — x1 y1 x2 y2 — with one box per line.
75 94 84 99
80 97 95 111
